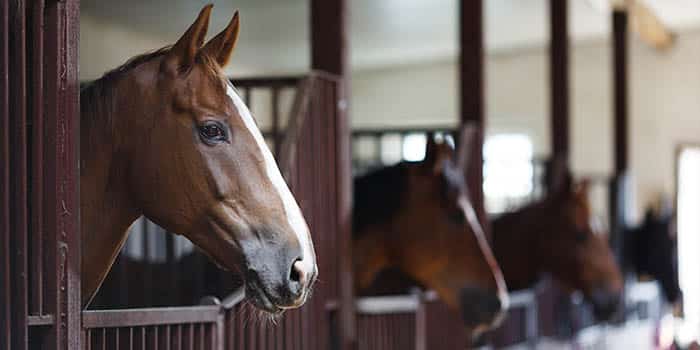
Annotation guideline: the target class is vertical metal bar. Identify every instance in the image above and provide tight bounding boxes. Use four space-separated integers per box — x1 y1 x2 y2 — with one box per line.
415 299 426 350
198 323 204 350
549 0 570 162
1 0 12 346
43 1 81 349
153 325 159 349
29 0 45 316
271 87 281 157
188 323 194 350
0 1 13 349
163 325 171 350
9 0 29 348
140 327 146 350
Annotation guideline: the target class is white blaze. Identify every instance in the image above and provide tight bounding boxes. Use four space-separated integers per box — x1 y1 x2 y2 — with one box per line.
226 83 316 273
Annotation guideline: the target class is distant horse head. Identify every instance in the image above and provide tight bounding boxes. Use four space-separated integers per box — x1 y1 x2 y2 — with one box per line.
494 159 623 321
625 206 681 304
353 127 508 331
80 5 316 312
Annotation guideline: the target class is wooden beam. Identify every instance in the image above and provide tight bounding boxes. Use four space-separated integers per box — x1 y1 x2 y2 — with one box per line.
310 1 355 349
549 0 570 162
311 0 348 77
609 8 630 280
613 9 629 174
459 0 486 225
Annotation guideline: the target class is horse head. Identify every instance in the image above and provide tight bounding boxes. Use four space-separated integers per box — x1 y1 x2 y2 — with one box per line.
354 127 508 332
80 5 317 312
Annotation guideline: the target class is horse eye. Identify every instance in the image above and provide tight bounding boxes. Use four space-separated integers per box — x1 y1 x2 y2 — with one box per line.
198 123 227 142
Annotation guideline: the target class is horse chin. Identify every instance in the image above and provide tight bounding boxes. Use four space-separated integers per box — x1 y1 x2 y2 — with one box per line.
245 281 285 315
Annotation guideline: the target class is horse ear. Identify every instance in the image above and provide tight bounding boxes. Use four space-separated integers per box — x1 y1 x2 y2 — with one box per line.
201 10 241 68
165 4 213 72
456 123 477 172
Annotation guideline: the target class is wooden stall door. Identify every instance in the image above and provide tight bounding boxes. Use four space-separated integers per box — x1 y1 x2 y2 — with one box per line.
1 0 81 350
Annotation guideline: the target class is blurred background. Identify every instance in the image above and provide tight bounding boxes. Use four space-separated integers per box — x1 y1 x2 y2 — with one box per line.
77 0 700 348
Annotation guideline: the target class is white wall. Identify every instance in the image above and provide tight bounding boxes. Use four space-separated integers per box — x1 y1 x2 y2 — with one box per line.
350 29 700 219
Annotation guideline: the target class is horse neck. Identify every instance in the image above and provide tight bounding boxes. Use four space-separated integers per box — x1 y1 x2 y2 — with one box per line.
493 199 556 290
80 82 142 306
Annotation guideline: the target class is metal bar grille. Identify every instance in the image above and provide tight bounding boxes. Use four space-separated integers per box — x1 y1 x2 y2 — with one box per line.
1 0 11 347
3 0 80 349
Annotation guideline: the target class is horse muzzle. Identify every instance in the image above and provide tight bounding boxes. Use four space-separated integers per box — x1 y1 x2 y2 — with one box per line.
242 236 317 313
590 287 622 321
459 286 508 329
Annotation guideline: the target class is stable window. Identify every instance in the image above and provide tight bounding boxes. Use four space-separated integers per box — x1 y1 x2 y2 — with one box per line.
483 133 535 214
677 145 700 342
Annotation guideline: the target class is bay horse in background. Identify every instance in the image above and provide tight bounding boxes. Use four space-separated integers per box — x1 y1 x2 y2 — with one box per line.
625 206 682 305
353 129 509 333
492 160 624 321
80 5 317 312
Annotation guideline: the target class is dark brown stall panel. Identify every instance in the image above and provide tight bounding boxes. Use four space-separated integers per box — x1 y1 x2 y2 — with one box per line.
310 0 355 348
1 0 10 347
3 0 81 349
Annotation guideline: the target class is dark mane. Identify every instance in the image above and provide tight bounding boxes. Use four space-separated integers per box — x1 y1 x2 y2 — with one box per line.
353 163 409 236
491 197 555 247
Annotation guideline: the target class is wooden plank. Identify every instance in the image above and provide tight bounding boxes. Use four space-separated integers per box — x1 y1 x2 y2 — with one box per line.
310 1 353 349
0 0 11 347
29 0 46 316
82 306 221 329
43 1 81 348
9 1 29 348
549 0 570 161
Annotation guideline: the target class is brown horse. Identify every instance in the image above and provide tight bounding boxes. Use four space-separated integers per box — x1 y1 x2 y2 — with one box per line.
80 5 317 312
353 132 509 332
492 167 623 320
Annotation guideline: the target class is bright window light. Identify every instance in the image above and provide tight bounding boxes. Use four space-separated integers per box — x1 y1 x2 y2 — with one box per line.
678 146 700 336
483 134 534 213
402 133 427 161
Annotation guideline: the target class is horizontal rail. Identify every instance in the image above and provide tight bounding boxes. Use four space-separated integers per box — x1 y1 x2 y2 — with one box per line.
82 305 221 328
356 295 421 315
27 315 55 326
231 76 302 88
508 289 537 309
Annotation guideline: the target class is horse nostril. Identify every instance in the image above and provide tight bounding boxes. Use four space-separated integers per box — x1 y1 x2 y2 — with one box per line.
290 258 303 284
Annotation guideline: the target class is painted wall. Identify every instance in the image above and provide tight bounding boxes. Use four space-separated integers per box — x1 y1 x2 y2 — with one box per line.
350 30 700 219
